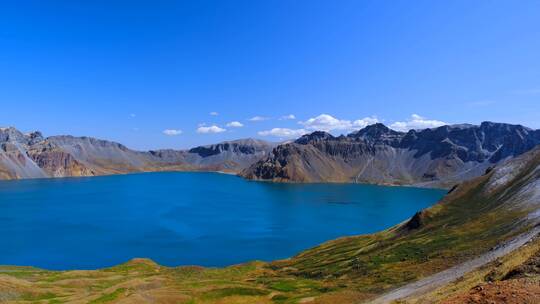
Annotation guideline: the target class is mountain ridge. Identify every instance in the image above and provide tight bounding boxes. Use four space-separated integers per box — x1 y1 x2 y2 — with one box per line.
243 121 540 188
0 127 275 180
1 121 539 187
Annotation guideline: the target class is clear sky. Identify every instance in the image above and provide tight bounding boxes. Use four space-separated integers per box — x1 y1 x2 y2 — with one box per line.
1 1 539 150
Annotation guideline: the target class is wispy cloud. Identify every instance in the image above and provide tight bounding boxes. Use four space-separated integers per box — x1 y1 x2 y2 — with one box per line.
467 100 495 107
352 117 379 129
197 125 226 134
163 129 182 136
511 88 540 95
226 121 244 128
258 128 307 138
390 114 447 131
209 111 219 116
279 114 296 120
248 116 270 122
129 113 136 118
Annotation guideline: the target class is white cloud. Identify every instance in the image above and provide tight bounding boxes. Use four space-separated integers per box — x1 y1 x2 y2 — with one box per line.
258 128 307 138
299 114 351 131
352 116 379 129
197 125 226 134
298 114 380 132
279 114 296 120
209 111 219 116
390 114 447 131
249 116 270 122
163 129 182 136
226 121 244 128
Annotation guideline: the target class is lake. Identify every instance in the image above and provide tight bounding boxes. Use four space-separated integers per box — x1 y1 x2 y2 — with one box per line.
0 172 445 270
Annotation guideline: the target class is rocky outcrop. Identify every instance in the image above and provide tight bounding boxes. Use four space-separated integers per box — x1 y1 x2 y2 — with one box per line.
0 127 275 180
183 139 275 171
243 122 540 188
28 149 95 177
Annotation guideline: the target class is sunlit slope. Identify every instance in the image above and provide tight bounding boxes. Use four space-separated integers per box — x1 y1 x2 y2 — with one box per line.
273 145 540 295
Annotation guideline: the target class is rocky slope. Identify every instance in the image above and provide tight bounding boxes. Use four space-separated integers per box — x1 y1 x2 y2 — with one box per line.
274 144 540 302
243 122 540 188
0 127 274 180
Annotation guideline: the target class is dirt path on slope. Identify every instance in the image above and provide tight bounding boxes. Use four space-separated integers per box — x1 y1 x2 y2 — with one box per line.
369 226 540 304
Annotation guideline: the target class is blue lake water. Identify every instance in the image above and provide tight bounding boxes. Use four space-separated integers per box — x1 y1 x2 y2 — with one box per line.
0 172 445 270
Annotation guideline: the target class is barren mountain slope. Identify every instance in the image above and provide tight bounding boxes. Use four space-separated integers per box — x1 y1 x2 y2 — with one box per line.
243 122 540 188
0 127 275 180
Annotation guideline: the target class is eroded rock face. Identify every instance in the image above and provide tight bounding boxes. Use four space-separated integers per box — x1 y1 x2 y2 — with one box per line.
0 127 275 180
28 150 95 177
189 139 271 157
243 122 540 188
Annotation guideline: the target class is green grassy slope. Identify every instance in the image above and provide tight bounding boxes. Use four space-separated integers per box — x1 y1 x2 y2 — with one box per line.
273 147 540 296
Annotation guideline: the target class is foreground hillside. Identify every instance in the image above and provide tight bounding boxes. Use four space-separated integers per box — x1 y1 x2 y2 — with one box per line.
0 127 274 180
1 145 538 303
244 122 540 188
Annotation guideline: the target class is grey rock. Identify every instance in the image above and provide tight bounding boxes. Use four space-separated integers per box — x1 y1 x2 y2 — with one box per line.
243 122 540 188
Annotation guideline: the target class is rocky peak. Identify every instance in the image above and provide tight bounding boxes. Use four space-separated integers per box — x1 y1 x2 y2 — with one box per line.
0 127 26 143
26 131 44 145
398 122 540 163
348 123 404 145
350 123 394 136
295 131 334 145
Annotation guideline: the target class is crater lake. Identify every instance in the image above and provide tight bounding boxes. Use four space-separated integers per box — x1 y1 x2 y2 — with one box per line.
0 172 445 270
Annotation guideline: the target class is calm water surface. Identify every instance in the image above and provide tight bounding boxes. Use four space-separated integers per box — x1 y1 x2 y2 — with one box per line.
0 172 445 270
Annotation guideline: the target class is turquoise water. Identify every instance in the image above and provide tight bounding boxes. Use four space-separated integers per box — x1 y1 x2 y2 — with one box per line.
0 172 445 270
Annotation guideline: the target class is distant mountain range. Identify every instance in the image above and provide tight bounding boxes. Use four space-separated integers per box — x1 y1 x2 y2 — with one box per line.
1 122 540 188
243 122 540 188
0 127 274 180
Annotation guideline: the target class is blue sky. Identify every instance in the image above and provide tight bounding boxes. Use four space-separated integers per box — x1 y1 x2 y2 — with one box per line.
1 1 539 150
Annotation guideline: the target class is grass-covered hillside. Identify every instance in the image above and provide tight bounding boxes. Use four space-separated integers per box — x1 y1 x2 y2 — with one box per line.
1 147 539 303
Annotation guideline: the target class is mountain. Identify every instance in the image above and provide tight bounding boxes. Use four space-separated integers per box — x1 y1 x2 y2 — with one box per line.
274 142 540 303
184 138 274 171
2 136 539 303
0 127 274 180
243 122 540 188
2 121 539 187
